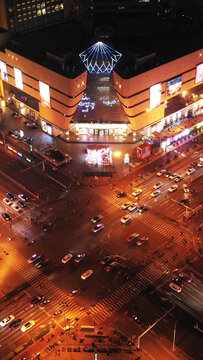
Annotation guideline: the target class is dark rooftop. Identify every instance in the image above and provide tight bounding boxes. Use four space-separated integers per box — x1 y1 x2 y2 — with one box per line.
2 14 203 79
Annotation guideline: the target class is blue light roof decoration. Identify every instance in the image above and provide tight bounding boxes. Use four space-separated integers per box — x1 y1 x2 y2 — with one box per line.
79 42 122 74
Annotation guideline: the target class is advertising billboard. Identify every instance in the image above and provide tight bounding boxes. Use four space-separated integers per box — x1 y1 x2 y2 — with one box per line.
39 81 50 108
14 68 23 90
0 61 8 81
195 63 203 84
150 83 162 110
166 76 182 97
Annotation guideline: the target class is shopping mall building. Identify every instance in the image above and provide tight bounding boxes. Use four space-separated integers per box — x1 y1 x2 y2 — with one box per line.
0 21 202 140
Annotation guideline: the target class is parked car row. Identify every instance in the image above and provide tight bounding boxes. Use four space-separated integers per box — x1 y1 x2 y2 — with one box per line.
8 129 33 144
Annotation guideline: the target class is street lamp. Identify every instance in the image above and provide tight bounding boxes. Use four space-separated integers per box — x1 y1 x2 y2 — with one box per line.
137 305 175 350
172 318 181 351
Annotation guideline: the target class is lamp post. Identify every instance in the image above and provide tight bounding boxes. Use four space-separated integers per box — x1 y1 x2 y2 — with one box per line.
137 304 175 350
172 318 180 351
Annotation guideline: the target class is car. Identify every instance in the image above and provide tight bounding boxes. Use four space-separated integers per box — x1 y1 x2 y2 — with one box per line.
197 162 203 168
105 261 121 272
132 189 142 197
169 282 182 293
150 190 160 198
11 203 22 213
164 171 172 178
172 277 184 287
24 120 36 128
92 223 104 233
125 311 143 325
156 169 166 176
189 162 197 168
122 202 132 210
69 289 81 297
61 254 73 264
128 203 138 212
8 318 22 330
11 112 21 118
91 215 103 223
101 256 114 265
11 131 20 139
35 257 50 268
168 185 178 193
175 175 183 183
200 155 203 162
182 184 189 193
126 233 139 244
121 214 131 224
74 252 86 263
41 298 51 305
136 236 149 246
3 198 12 206
28 253 42 264
81 269 93 280
138 205 148 214
153 183 162 189
117 192 127 198
21 320 35 332
6 192 16 201
179 199 189 205
186 168 195 175
169 173 178 180
29 295 44 307
178 272 192 283
1 212 12 221
17 200 27 208
0 315 15 327
18 194 29 201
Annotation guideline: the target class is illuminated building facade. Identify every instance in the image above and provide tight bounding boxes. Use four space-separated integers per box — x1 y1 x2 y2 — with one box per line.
0 18 202 139
114 49 203 136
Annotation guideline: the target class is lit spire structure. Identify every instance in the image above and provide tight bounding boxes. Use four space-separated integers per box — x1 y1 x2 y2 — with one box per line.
79 42 122 74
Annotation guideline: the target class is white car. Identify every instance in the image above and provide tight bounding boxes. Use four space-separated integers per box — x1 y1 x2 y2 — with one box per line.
81 269 93 280
169 173 178 180
28 253 42 263
121 214 131 224
62 254 73 264
200 155 203 162
0 315 15 327
182 184 189 193
168 185 178 193
21 320 35 332
122 202 132 210
169 282 182 293
92 224 104 233
11 203 22 212
18 194 29 202
186 168 195 175
156 169 166 176
197 162 203 168
3 198 12 206
153 183 162 189
128 203 138 212
151 190 160 198
132 189 142 197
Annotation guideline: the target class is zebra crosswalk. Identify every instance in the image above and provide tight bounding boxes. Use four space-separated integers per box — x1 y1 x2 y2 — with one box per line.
88 232 192 324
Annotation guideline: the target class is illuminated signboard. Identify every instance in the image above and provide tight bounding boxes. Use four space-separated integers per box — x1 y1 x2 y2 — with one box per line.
0 61 8 81
39 81 50 108
166 76 182 97
14 68 23 90
150 83 162 110
195 63 203 84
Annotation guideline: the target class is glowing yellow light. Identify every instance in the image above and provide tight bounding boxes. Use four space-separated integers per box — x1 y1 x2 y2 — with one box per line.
182 90 187 97
114 151 122 157
146 108 150 112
